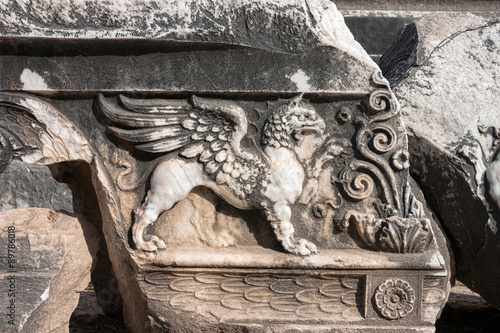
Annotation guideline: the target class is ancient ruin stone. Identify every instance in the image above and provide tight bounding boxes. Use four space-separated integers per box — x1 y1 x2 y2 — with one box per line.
0 1 451 332
380 13 500 308
0 208 99 333
0 161 73 213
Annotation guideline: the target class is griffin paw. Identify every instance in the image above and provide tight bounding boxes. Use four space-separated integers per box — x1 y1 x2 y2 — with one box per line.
139 236 166 252
294 239 318 256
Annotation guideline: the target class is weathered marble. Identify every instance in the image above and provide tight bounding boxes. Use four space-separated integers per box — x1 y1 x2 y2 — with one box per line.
0 208 99 333
0 1 451 332
380 13 500 308
0 160 73 212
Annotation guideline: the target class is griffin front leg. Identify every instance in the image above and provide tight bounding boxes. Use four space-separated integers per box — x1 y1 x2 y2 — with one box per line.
266 201 317 256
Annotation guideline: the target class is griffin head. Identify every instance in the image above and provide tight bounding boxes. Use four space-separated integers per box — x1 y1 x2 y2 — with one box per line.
261 94 326 149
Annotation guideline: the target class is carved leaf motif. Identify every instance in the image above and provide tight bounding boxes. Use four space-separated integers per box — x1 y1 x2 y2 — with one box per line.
220 279 248 293
169 277 201 292
319 301 345 314
145 290 179 302
329 71 436 254
269 295 298 312
269 279 298 294
194 286 224 302
170 294 199 310
295 275 324 288
247 304 274 317
221 295 252 310
319 282 344 297
295 304 321 318
341 277 361 289
244 287 274 303
340 291 360 306
379 217 434 253
296 289 330 304
144 272 177 285
244 275 274 287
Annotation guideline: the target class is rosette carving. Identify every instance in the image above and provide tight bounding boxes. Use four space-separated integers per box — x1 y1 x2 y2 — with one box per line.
374 279 415 320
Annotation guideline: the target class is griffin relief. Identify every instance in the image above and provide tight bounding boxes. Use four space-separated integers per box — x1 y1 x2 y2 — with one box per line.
99 94 325 255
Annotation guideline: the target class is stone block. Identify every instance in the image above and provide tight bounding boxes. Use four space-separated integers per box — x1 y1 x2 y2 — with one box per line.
0 160 73 213
0 208 99 332
380 12 500 308
0 1 451 332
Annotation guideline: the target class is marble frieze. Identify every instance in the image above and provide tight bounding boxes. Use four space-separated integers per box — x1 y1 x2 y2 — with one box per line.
0 1 451 332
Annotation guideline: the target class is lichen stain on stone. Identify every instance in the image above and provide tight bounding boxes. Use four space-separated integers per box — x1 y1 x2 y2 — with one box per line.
20 69 49 90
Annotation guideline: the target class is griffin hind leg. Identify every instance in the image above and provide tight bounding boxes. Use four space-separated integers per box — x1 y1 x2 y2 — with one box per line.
265 201 317 256
133 160 204 252
133 193 166 252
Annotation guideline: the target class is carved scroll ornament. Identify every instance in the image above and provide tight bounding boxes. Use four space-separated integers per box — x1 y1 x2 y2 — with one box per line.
333 71 435 253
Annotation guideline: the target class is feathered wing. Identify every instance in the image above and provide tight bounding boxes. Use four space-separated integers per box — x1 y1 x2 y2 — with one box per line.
99 94 266 192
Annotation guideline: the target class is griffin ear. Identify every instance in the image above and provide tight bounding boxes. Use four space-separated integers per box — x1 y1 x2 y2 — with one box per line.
289 93 304 108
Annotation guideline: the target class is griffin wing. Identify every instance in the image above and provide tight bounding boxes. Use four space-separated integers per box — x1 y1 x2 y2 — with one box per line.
99 94 265 190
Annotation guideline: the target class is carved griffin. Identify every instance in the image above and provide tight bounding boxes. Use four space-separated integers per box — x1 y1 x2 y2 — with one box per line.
99 94 325 255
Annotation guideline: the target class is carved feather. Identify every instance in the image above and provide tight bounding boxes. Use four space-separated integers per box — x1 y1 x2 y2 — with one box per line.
199 149 213 163
119 95 190 114
99 95 253 178
205 161 219 175
109 126 187 143
98 94 187 128
135 135 191 154
191 95 247 134
180 142 205 158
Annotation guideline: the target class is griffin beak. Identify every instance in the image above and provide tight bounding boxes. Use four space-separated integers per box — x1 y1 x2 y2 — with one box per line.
301 118 325 136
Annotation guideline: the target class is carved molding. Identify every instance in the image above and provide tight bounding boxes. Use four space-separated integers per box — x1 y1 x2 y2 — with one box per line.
142 271 364 322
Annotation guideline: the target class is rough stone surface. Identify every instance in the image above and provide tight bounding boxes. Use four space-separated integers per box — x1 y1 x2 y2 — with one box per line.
0 160 73 212
0 0 372 63
0 208 99 333
335 1 500 11
380 13 500 308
